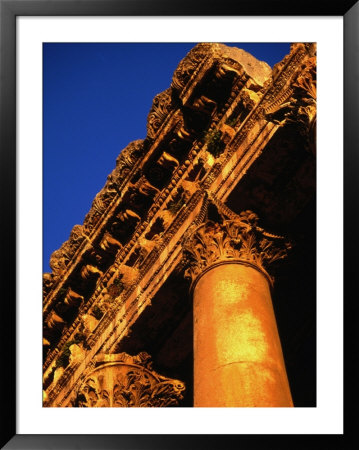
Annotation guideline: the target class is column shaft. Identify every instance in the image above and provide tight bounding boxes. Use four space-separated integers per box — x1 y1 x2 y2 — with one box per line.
193 262 293 407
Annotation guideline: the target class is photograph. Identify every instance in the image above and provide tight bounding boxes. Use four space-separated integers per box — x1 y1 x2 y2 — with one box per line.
2 3 354 447
42 42 316 408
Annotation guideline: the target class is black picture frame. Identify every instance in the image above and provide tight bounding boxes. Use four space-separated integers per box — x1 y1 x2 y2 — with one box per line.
1 1 357 448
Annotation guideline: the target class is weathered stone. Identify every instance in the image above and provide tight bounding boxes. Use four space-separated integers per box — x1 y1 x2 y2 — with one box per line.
43 43 316 408
213 43 272 86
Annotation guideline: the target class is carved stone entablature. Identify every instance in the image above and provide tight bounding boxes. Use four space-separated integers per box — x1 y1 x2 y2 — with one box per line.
292 54 316 151
43 272 54 298
191 95 216 115
80 264 103 281
48 141 144 279
171 43 212 93
63 287 84 307
213 62 240 81
49 225 89 276
99 232 123 253
114 139 144 179
131 174 160 198
171 43 271 98
293 55 316 101
74 352 185 407
44 43 276 308
264 45 316 152
45 310 66 331
183 211 291 287
147 89 175 140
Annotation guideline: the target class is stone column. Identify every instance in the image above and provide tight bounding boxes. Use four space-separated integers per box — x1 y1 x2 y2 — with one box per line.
184 212 293 407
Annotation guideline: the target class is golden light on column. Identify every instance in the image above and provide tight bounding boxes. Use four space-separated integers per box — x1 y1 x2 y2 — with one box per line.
184 212 293 407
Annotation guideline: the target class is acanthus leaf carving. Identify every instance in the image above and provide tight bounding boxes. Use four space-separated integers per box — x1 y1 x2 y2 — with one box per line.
171 43 212 92
293 55 316 101
115 139 144 175
146 89 175 140
183 212 291 286
75 352 185 407
49 224 89 276
265 50 316 153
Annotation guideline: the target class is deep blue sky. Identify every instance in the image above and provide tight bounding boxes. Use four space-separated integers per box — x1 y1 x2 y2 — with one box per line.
43 43 290 273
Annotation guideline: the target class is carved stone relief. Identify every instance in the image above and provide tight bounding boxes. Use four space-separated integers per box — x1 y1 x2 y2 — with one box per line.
171 43 212 92
147 89 174 140
265 50 316 153
183 211 291 285
75 352 185 407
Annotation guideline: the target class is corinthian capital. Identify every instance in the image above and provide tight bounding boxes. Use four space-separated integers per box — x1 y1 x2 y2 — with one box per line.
183 211 291 286
75 352 185 407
